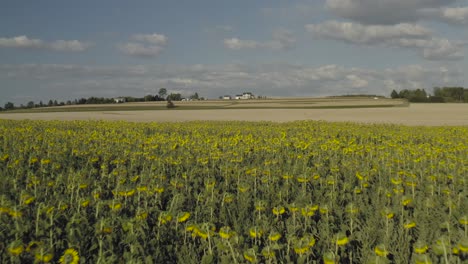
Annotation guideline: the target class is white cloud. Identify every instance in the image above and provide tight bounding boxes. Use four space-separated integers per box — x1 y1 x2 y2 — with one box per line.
224 38 261 50
224 29 296 50
50 40 91 52
307 21 465 60
325 0 456 24
0 35 44 48
420 7 468 24
118 43 163 57
346 74 369 88
120 33 168 58
306 21 431 44
0 35 91 52
132 33 168 45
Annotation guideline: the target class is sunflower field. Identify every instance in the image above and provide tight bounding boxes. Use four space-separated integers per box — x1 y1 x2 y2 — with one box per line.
0 119 467 263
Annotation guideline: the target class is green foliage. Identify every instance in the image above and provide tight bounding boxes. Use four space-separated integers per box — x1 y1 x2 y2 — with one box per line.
4 102 15 110
167 93 183 101
433 87 468 102
158 88 168 99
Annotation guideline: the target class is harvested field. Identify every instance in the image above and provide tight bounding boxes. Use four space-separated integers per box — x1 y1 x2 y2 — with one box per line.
1 103 467 126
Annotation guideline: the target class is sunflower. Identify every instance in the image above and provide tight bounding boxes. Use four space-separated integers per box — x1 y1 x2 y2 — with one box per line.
323 252 336 264
272 206 285 216
158 212 173 225
243 249 257 263
26 241 42 252
374 244 389 257
345 203 359 214
8 244 24 256
219 226 234 239
249 227 263 238
414 241 428 254
261 246 275 258
59 248 79 264
177 212 191 223
318 207 329 216
401 196 412 206
403 221 416 229
268 232 282 242
301 205 319 217
459 216 468 225
35 252 54 263
458 239 468 253
414 254 432 264
336 233 349 246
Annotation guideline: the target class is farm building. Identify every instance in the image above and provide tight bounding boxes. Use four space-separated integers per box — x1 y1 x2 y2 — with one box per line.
222 95 232 100
235 92 254 100
113 97 126 103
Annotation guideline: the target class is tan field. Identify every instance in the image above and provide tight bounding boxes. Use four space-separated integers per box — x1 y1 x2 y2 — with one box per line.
1 99 467 126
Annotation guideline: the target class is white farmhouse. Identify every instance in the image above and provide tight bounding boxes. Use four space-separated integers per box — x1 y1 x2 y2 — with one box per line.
234 92 255 100
114 97 126 103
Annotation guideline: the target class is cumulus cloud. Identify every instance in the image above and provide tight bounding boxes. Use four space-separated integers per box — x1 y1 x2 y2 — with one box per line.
306 21 465 60
306 22 431 44
325 0 457 24
224 38 261 50
132 33 168 45
120 33 168 58
0 35 43 48
0 35 90 52
118 43 164 57
224 29 296 50
50 40 91 52
420 7 468 24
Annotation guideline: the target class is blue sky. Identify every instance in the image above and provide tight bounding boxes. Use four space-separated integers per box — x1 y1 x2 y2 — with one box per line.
1 0 468 105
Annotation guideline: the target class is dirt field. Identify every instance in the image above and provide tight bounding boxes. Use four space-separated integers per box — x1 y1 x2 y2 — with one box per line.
1 103 467 126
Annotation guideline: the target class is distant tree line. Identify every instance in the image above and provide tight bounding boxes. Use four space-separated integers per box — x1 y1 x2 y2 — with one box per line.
391 87 468 103
0 88 203 111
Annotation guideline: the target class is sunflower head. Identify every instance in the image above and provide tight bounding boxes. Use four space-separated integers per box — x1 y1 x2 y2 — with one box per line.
414 254 432 264
336 233 349 246
7 243 24 256
374 244 389 257
413 240 429 254
323 252 336 264
59 248 79 264
243 248 257 263
219 226 234 239
403 220 416 229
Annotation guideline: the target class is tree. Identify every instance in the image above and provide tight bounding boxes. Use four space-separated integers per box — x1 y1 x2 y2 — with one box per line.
158 88 167 99
27 101 35 108
144 94 156 102
167 93 182 101
189 92 199 100
390 90 399 99
4 102 15 110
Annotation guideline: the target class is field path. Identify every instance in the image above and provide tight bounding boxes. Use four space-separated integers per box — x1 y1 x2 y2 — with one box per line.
1 104 467 126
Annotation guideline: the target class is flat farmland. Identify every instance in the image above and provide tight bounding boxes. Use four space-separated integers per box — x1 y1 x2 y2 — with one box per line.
1 98 468 126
